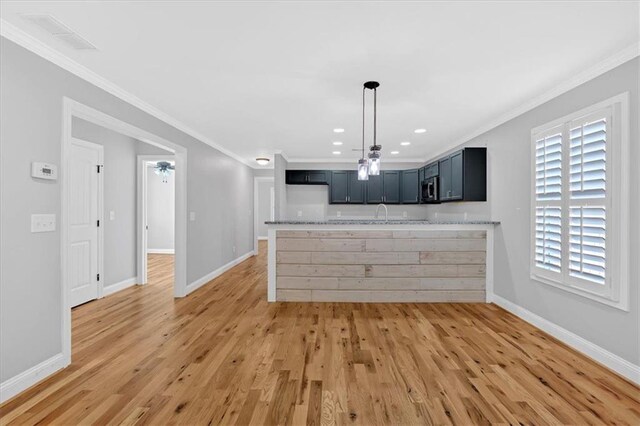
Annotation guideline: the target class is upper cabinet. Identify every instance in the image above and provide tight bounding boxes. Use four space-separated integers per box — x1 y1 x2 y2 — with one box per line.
285 170 329 185
366 171 400 204
439 148 486 202
401 169 419 204
330 171 365 204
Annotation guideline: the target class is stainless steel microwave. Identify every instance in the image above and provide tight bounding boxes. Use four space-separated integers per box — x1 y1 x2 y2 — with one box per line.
421 176 439 203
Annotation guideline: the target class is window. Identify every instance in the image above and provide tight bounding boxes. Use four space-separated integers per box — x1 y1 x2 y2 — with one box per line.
530 94 630 310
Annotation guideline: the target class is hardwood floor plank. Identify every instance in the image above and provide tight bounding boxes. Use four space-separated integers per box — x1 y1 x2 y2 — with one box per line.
1 247 638 425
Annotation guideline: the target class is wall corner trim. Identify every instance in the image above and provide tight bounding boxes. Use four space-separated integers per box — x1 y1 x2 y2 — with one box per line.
102 277 138 297
0 353 66 404
186 251 255 295
492 294 640 386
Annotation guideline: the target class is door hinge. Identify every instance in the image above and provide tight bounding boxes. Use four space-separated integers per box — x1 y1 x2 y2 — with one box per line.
97 165 103 173
97 220 100 227
97 273 100 281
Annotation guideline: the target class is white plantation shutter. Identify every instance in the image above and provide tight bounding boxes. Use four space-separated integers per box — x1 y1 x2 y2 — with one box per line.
531 95 628 310
536 133 563 200
535 207 562 272
568 116 608 285
533 129 563 276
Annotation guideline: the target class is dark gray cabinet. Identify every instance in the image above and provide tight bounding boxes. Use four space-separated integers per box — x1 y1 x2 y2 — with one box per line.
330 171 365 204
285 170 329 185
347 171 366 203
366 171 400 204
439 148 486 202
401 169 419 204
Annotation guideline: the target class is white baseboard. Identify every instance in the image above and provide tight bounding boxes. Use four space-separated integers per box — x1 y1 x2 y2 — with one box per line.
102 277 137 297
0 353 66 404
186 251 254 294
492 294 640 385
257 237 268 241
147 248 175 254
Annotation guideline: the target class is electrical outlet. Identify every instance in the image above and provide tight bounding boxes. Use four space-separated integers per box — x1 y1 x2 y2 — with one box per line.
297 210 302 217
402 211 408 218
189 212 196 221
233 246 237 254
337 211 341 217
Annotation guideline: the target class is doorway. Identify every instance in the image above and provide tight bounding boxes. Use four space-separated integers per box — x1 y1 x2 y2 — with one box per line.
62 98 188 368
253 176 275 254
138 157 176 285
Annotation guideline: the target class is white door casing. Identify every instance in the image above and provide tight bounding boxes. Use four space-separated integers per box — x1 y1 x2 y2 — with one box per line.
68 138 103 307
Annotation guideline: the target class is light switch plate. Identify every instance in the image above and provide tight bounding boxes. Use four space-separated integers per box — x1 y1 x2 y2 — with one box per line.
189 211 196 221
109 211 115 221
31 214 56 233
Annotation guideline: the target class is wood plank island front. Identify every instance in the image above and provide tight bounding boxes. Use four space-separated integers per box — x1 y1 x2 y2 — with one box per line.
266 220 498 303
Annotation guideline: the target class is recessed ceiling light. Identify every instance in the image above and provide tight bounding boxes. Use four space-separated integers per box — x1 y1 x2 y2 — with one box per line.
390 151 400 155
414 128 426 134
332 151 342 155
332 141 343 146
255 157 270 166
333 128 345 133
400 141 411 146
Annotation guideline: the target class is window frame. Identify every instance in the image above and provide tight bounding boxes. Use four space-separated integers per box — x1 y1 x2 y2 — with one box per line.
530 93 630 311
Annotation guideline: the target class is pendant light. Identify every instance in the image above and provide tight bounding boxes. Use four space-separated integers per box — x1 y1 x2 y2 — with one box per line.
364 81 382 175
357 84 370 180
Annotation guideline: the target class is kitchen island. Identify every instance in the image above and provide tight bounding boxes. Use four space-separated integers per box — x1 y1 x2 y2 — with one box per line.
265 220 498 303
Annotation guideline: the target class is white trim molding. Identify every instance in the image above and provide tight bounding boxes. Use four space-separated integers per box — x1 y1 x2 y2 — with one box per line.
0 18 252 168
493 295 640 386
186 251 255 295
147 248 175 254
102 277 138 297
0 353 66 404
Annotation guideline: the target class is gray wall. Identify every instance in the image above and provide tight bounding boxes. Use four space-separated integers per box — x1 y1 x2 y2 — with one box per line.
256 180 274 238
72 118 140 289
426 58 639 366
0 37 254 382
147 165 175 251
285 162 429 220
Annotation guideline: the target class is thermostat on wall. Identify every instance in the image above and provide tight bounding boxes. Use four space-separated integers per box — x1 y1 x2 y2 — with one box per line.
31 162 58 180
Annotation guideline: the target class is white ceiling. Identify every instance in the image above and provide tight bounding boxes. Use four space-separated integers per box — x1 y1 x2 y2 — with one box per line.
1 1 638 167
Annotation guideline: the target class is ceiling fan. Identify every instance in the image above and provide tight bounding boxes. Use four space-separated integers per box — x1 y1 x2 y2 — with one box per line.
154 161 174 183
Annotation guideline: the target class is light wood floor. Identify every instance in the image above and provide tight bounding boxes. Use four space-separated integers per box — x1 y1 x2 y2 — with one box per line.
1 243 638 425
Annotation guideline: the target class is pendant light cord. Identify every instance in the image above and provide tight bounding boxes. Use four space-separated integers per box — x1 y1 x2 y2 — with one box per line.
373 87 377 148
362 87 366 158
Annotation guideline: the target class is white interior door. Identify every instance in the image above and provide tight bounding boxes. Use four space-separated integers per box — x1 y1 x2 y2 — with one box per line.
68 139 103 307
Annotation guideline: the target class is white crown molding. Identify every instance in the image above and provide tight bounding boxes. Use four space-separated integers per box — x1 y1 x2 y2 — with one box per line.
422 42 640 163
286 157 428 164
0 19 254 168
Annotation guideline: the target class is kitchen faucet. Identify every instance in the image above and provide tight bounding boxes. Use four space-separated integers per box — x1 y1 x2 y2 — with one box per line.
375 203 388 222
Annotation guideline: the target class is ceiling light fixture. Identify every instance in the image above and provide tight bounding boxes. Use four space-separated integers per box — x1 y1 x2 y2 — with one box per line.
414 128 426 134
333 128 345 133
400 141 411 146
332 151 342 155
154 161 174 183
332 141 343 146
255 157 270 166
390 151 400 155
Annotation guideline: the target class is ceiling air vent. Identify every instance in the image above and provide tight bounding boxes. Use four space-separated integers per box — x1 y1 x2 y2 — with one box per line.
22 14 97 50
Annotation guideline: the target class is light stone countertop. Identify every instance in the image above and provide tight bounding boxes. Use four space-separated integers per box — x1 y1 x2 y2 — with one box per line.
265 219 499 225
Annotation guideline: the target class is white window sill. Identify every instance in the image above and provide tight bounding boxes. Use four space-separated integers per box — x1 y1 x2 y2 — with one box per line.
530 273 629 312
